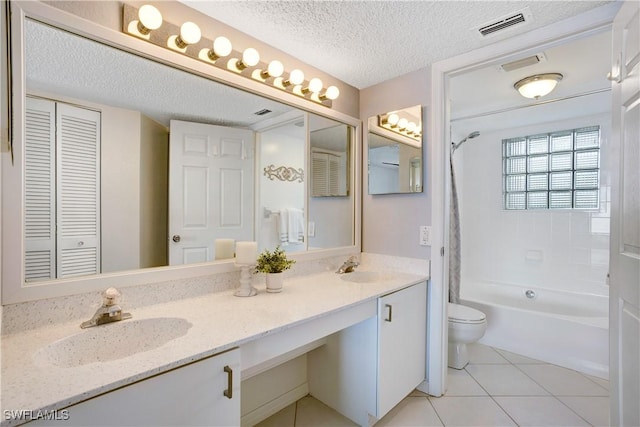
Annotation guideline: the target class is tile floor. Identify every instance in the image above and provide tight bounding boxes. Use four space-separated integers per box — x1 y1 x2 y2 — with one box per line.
255 343 610 427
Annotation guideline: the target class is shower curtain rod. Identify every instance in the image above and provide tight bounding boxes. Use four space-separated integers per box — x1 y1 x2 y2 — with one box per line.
451 87 611 123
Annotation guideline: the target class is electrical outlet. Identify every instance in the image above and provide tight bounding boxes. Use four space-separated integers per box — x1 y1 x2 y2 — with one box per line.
419 225 431 246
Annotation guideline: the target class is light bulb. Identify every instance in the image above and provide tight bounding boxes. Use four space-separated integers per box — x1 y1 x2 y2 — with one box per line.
307 78 323 94
387 113 399 126
137 5 162 34
212 36 232 58
174 21 201 48
242 48 260 67
285 69 305 86
323 86 340 100
406 122 417 133
398 118 408 129
262 60 284 78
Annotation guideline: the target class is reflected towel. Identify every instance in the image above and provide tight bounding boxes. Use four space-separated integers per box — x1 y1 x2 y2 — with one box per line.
286 208 304 244
278 210 289 245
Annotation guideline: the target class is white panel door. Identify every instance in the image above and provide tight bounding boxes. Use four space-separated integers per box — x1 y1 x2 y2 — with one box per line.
610 2 640 426
169 120 254 265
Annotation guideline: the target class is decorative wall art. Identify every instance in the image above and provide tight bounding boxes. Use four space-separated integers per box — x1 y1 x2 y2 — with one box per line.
263 165 304 183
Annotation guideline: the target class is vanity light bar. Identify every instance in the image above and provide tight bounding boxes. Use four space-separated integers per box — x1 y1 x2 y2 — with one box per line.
123 4 340 107
378 113 422 142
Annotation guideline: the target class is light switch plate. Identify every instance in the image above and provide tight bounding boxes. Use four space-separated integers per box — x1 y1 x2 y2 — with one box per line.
419 225 431 246
308 221 316 237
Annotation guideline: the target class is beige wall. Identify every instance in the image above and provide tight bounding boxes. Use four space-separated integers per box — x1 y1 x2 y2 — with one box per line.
101 108 142 273
139 115 168 268
360 67 432 258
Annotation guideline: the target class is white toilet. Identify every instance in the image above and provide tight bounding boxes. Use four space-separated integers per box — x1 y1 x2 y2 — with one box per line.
447 303 487 369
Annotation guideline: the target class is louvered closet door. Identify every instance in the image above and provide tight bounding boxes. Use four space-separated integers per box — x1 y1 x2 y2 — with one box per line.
311 152 329 196
56 103 101 278
24 97 56 281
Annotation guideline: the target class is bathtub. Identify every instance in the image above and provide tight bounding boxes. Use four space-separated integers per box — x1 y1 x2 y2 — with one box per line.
460 281 609 379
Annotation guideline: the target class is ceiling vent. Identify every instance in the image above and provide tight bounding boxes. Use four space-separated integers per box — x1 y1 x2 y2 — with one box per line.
498 53 547 72
254 109 272 116
476 7 533 38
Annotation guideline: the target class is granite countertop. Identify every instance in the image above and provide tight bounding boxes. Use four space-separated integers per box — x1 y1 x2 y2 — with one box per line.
1 268 428 427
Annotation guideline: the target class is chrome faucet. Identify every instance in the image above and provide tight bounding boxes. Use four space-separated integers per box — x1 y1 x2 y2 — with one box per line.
336 256 359 274
81 287 132 329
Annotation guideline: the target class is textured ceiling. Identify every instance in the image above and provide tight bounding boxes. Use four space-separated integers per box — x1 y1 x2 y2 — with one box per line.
180 0 613 89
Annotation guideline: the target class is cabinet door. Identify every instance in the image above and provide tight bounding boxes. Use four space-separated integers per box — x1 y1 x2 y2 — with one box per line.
378 282 427 417
29 348 240 426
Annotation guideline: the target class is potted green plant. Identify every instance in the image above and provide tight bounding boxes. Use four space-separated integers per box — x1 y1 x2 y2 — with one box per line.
255 246 295 293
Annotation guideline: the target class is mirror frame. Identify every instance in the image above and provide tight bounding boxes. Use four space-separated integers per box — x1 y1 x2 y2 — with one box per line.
2 1 361 304
367 106 423 195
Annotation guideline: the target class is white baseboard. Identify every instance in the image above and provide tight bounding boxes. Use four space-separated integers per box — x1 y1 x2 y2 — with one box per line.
241 383 309 427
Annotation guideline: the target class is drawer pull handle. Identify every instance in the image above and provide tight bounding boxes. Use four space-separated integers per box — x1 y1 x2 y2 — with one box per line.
223 365 233 399
385 304 393 322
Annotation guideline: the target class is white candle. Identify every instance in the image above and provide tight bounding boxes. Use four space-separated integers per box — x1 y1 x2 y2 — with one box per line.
214 239 235 260
235 241 257 265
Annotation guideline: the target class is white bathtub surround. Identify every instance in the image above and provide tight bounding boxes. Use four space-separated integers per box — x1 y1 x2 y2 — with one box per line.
461 281 609 378
1 255 429 427
455 115 612 380
457 114 611 295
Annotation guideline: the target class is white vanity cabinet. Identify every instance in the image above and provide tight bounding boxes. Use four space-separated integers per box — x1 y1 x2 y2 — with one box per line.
308 281 427 426
377 281 427 417
28 348 240 427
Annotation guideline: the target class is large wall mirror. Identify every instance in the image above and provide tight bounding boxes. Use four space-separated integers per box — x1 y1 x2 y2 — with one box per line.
367 105 423 195
3 4 359 304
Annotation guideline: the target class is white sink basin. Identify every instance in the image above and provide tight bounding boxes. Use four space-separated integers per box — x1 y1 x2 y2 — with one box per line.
34 317 192 368
339 271 392 283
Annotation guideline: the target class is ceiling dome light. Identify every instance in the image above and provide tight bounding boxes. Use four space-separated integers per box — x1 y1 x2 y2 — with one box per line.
514 73 563 99
174 21 201 48
137 5 162 35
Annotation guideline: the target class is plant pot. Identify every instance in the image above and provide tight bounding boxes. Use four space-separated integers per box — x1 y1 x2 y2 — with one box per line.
266 272 284 293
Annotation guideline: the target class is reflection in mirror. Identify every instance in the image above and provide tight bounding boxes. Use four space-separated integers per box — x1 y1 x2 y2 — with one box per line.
256 114 353 253
308 116 352 250
258 115 307 253
19 18 354 284
367 105 423 195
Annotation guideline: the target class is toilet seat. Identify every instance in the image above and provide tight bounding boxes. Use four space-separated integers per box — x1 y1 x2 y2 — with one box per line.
448 303 486 324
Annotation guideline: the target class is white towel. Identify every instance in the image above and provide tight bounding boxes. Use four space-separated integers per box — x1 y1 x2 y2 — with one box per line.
278 210 289 245
286 208 304 244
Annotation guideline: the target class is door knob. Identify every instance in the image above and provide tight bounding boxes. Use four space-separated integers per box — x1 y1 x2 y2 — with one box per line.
172 235 181 243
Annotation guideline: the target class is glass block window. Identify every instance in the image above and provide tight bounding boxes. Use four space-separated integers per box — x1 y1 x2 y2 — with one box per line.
503 126 600 210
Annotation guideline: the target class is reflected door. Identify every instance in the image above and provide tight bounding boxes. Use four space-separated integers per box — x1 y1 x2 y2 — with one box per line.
24 97 101 281
169 120 254 265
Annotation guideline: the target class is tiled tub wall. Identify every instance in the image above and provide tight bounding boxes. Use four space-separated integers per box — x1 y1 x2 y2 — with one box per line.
457 113 611 296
